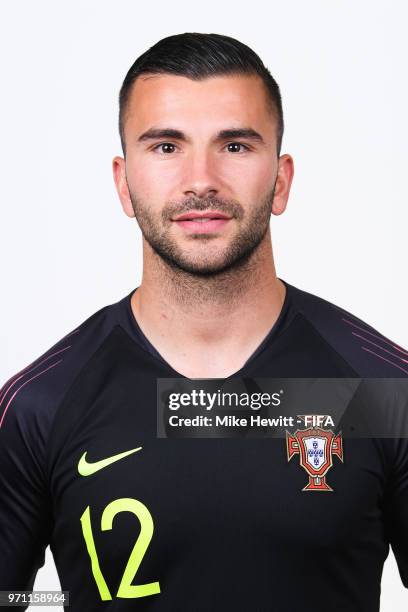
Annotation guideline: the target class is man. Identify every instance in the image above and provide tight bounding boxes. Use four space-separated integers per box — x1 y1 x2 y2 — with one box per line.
0 32 407 611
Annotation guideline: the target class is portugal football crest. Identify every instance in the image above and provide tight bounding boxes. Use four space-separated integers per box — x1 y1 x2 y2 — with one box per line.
286 424 343 492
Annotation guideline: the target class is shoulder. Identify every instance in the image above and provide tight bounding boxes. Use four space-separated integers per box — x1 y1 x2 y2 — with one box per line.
285 280 408 377
0 293 128 439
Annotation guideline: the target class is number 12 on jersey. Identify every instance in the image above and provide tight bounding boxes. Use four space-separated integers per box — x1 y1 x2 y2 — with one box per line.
80 497 161 600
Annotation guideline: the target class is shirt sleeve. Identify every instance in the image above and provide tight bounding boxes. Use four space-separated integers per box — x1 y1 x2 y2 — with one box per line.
0 375 53 607
384 435 408 588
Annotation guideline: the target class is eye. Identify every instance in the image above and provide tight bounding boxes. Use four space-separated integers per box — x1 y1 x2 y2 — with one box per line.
152 142 178 154
225 142 250 153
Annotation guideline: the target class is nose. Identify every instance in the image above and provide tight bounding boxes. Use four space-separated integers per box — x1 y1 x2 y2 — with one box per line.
182 151 220 199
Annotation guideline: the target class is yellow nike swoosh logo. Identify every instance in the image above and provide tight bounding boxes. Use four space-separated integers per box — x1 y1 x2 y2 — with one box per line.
78 446 143 476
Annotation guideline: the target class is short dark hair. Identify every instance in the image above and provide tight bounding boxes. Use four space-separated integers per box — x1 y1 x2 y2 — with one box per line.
118 32 284 157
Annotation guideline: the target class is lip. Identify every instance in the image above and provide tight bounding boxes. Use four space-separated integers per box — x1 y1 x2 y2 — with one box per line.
173 217 231 234
172 210 232 221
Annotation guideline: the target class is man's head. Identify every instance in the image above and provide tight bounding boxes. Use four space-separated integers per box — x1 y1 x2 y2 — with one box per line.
113 32 294 276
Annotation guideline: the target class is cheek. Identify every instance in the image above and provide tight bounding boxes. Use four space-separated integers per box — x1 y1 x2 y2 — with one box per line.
126 171 160 205
229 170 274 207
221 156 274 190
130 160 182 202
248 158 276 188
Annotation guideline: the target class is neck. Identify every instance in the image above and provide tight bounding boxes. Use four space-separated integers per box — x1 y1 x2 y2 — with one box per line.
131 232 286 377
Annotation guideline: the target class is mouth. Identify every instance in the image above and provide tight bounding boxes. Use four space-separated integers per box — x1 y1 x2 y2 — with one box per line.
172 211 232 221
172 211 232 234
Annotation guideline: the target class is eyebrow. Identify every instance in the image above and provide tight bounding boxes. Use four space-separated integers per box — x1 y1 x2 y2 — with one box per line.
137 127 265 144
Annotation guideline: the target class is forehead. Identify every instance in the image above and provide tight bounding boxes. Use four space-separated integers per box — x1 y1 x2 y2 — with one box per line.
125 73 274 134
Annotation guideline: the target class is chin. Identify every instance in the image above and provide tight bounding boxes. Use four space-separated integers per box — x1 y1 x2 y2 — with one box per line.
176 261 229 276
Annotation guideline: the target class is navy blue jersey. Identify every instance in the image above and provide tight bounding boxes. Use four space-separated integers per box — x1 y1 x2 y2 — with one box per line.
0 278 407 611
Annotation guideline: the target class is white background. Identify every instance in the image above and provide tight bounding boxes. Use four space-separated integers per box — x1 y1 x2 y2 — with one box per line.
0 0 407 609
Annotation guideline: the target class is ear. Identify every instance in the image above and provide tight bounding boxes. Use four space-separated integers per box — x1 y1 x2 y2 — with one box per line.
112 156 135 218
271 154 294 216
